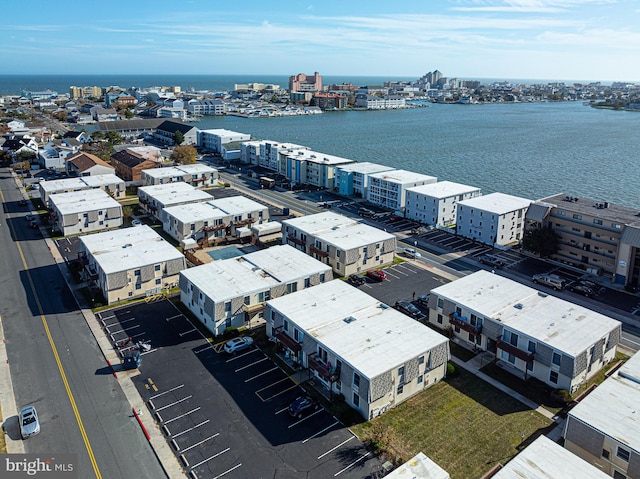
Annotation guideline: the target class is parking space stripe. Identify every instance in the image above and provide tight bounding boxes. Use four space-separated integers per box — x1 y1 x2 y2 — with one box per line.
173 419 210 438
392 267 409 276
235 356 269 372
190 447 229 469
194 345 213 354
150 384 184 400
317 435 354 458
156 395 193 412
211 463 242 479
303 420 341 444
385 271 400 279
287 409 323 429
245 366 279 382
275 406 289 415
109 324 141 335
164 407 201 424
334 451 372 476
181 433 220 453
179 328 198 337
225 348 259 362
166 314 182 321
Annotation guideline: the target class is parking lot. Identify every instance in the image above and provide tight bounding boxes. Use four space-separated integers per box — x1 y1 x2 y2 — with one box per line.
97 299 380 479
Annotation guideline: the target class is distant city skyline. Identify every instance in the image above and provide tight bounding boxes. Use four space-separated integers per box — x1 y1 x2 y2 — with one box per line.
2 0 639 82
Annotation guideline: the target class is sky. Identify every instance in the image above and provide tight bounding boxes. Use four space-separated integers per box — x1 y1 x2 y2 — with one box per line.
1 0 639 82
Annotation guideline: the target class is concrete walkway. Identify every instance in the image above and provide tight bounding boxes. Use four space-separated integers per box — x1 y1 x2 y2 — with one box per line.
451 351 566 442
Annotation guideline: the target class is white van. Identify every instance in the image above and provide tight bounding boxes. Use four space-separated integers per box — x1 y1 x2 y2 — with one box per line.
532 273 566 290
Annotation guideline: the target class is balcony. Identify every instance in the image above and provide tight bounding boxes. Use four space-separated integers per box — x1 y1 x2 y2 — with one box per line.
234 217 256 228
449 312 482 335
203 223 226 233
310 245 329 258
243 302 265 314
496 339 535 362
308 353 340 382
287 234 306 248
274 329 302 353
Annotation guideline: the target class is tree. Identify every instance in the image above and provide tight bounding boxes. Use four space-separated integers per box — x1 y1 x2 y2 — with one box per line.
16 150 37 164
124 108 134 119
173 130 185 145
522 226 560 258
171 145 197 165
105 131 123 145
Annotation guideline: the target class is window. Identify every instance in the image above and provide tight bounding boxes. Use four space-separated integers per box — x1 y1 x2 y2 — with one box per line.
526 361 533 371
397 383 404 395
154 264 161 272
294 329 303 342
602 449 610 460
283 319 289 332
155 279 161 285
552 352 561 366
320 273 326 283
617 446 630 462
437 314 443 324
398 366 405 383
353 373 360 389
418 355 425 365
528 341 536 353
573 214 582 220
593 219 603 225
286 282 298 294
304 278 311 288
224 301 231 312
353 392 360 407
613 471 627 479
244 296 250 305
549 370 558 384
134 269 141 276
258 291 265 303
437 298 444 309
135 283 142 290
558 210 566 216
417 375 423 384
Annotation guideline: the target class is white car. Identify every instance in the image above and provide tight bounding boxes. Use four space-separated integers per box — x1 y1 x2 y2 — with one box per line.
131 219 142 226
19 405 40 439
403 247 421 259
223 336 254 354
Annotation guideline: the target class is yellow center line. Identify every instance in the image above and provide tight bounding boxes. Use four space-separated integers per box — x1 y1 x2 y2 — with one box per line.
0 187 102 479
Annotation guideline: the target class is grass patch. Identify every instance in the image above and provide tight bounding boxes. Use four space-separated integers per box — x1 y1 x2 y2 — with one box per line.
449 341 478 362
351 368 553 479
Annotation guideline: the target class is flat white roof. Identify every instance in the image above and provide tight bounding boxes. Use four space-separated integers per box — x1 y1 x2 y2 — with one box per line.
283 212 356 235
50 188 121 215
457 192 531 214
263 140 308 150
493 436 610 479
431 271 620 357
75 174 123 187
267 280 448 379
143 164 216 178
200 128 249 137
209 196 267 216
251 221 282 234
284 149 355 166
385 452 449 479
407 181 481 199
40 174 124 193
163 202 226 224
569 352 640 454
139 182 212 206
181 245 331 302
80 225 184 275
369 169 437 186
335 162 395 175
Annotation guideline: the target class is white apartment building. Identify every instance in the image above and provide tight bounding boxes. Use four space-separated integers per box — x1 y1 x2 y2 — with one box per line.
187 99 225 116
179 245 332 336
240 140 263 166
49 189 123 236
492 436 610 479
354 94 406 109
198 129 251 153
456 192 532 247
162 196 269 243
265 280 450 420
367 170 437 213
282 212 396 276
564 352 640 479
141 164 219 187
39 174 125 206
78 225 186 305
280 149 355 189
428 271 621 393
258 140 309 172
405 181 482 227
334 162 395 198
138 182 213 222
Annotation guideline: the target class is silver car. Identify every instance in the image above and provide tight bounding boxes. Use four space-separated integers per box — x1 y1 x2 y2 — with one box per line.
19 405 40 439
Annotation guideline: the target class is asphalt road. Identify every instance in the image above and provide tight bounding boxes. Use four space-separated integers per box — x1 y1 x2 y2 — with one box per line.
0 168 165 479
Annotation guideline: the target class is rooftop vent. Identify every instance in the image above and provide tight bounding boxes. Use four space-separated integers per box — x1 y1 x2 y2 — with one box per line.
538 291 548 297
344 316 356 324
514 303 524 310
122 243 133 248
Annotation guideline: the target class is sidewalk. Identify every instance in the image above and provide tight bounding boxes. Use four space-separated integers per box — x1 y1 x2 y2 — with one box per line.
450 352 566 442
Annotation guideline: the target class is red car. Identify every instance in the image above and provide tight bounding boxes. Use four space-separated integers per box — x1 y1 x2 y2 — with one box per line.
366 269 387 282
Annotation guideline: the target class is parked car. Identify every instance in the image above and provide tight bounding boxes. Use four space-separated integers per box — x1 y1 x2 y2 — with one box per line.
478 254 505 269
347 274 366 286
19 405 40 439
568 283 596 297
223 336 254 354
288 395 319 418
366 269 387 282
402 247 421 259
131 219 142 226
532 273 566 290
417 294 430 306
395 300 421 318
358 207 375 218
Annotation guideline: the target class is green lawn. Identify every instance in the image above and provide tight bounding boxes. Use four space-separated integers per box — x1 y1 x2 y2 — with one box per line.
351 368 554 479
